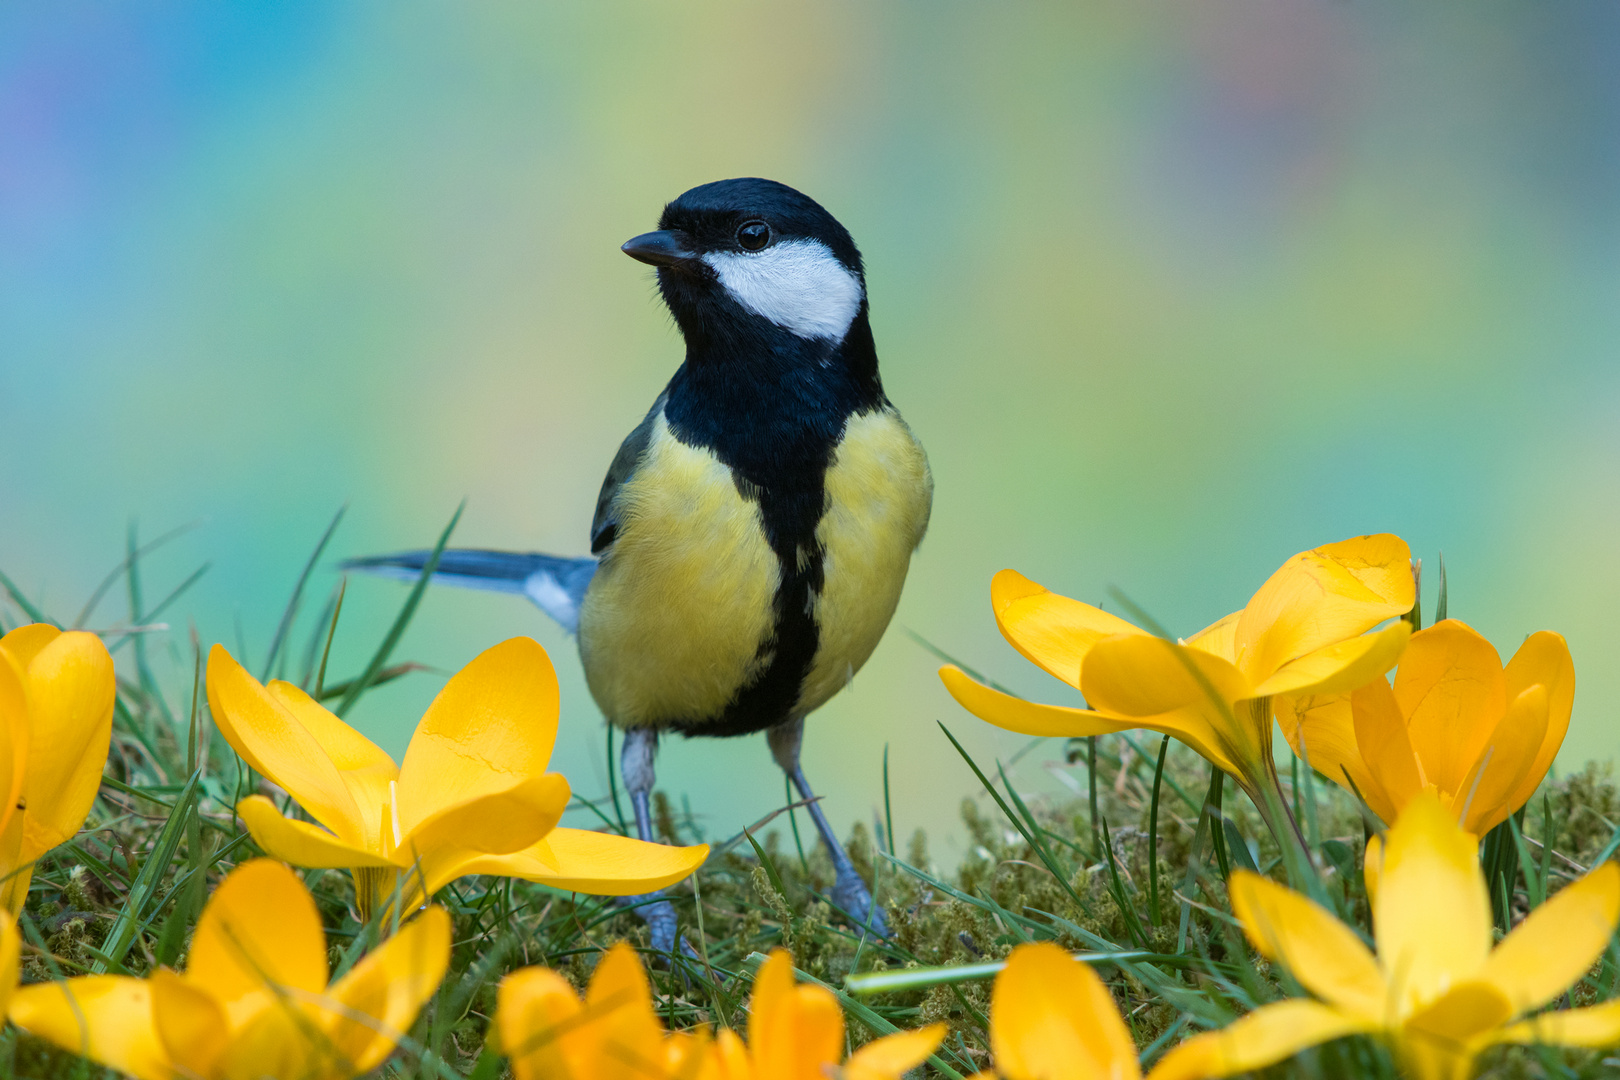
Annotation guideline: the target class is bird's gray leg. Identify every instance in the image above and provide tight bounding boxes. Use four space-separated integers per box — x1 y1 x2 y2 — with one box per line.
767 716 889 937
621 725 658 844
617 727 690 960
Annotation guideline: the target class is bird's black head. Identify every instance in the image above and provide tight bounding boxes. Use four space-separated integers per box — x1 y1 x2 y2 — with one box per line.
622 178 871 350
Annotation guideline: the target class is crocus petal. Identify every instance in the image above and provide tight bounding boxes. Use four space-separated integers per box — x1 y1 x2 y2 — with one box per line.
1080 637 1255 773
1395 620 1507 797
1477 862 1620 1015
395 637 561 837
1082 636 1253 717
458 827 710 896
991 569 1144 687
1252 621 1410 699
1147 1000 1375 1080
237 794 393 869
845 1024 947 1080
324 905 451 1073
0 652 28 844
1349 678 1420 824
1397 981 1512 1080
9 977 172 1080
584 941 667 1080
266 680 399 849
0 624 61 667
1453 685 1547 836
187 857 330 1004
1495 999 1620 1049
748 949 796 1062
1374 794 1492 1013
712 1028 753 1080
663 1028 714 1078
759 986 844 1080
498 966 586 1080
207 644 368 843
13 630 115 860
406 773 572 885
1500 630 1575 814
0 911 18 1015
411 774 570 858
150 968 230 1079
940 665 1131 736
1231 534 1414 686
1228 871 1385 1020
1184 611 1241 662
213 994 330 1080
1363 833 1383 909
990 942 1142 1080
943 664 1245 780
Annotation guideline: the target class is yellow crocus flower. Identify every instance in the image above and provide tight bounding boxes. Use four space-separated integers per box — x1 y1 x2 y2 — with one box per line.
711 950 944 1080
0 910 19 1015
0 625 116 913
496 945 944 1080
1147 793 1620 1080
968 941 1142 1080
941 535 1413 844
206 638 706 919
1278 618 1573 836
9 859 448 1080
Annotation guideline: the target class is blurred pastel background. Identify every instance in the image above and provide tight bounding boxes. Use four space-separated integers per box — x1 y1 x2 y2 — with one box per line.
3 2 1618 861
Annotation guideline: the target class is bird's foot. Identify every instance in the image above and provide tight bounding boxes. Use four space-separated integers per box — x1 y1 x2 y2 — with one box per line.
619 892 700 965
831 867 889 938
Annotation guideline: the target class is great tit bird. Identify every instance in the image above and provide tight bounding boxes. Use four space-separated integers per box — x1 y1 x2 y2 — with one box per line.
349 178 932 951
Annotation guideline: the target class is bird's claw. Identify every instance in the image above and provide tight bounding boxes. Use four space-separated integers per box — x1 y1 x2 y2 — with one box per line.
622 893 700 967
832 868 889 938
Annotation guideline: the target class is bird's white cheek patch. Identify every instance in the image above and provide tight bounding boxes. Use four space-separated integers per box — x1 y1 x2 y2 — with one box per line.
704 240 864 341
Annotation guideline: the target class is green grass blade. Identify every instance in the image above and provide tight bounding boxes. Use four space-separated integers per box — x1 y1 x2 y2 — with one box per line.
1149 733 1169 927
0 567 57 627
1222 817 1258 873
743 827 790 901
1435 552 1448 623
938 722 1091 915
312 577 346 698
845 949 1152 996
72 519 199 629
95 768 203 971
263 504 346 681
336 502 462 717
1100 816 1150 949
883 742 895 857
1508 813 1544 909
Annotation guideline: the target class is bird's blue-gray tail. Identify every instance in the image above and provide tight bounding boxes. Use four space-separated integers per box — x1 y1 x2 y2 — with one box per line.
342 549 597 634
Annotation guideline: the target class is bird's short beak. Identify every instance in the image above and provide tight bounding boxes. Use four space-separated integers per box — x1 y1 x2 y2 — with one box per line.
621 230 699 269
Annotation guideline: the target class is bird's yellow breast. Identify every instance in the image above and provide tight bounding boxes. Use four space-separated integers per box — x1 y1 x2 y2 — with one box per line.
578 414 780 728
797 408 932 715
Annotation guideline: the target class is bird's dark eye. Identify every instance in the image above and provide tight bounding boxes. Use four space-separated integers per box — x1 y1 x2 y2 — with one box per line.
736 220 770 251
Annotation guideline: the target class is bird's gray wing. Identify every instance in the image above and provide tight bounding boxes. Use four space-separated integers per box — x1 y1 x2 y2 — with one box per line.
590 391 666 555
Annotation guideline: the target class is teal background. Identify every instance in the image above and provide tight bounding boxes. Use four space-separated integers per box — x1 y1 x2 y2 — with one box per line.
3 3 1618 862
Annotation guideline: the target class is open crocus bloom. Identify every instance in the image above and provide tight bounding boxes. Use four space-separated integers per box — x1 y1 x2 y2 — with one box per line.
1148 794 1620 1080
940 535 1413 839
0 625 116 913
497 945 944 1080
498 941 705 1080
968 941 1141 1080
1277 618 1574 836
711 950 944 1080
9 859 449 1080
207 638 707 918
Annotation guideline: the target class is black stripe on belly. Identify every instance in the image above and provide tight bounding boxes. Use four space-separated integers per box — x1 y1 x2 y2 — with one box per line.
671 474 826 738
656 320 887 737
